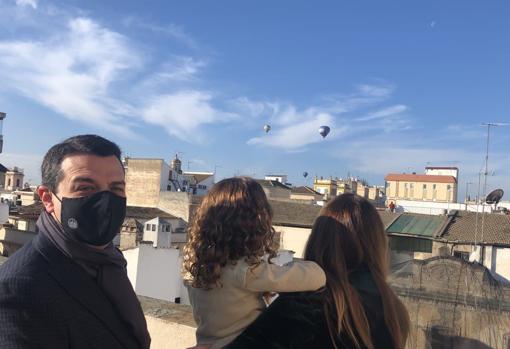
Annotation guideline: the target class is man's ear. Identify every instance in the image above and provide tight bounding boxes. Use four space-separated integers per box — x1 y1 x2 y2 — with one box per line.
37 185 55 213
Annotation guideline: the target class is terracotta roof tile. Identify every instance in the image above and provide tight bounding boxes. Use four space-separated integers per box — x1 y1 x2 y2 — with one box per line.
384 173 457 184
442 211 510 245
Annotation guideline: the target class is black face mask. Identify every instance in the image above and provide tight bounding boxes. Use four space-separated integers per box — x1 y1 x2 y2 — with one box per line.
54 191 126 246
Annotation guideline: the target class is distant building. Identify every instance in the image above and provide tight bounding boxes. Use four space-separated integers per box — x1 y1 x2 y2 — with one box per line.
264 174 288 185
124 155 213 208
290 186 324 202
0 164 8 190
385 169 458 203
425 166 459 179
182 172 215 196
12 187 39 206
4 167 24 191
368 186 382 201
355 182 368 198
336 179 352 195
313 177 337 197
254 179 292 200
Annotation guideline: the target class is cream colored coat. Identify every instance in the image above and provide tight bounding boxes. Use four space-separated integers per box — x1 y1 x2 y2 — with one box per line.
188 259 326 349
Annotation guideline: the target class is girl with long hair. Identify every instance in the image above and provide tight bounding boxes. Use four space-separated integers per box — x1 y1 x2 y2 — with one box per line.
226 193 410 349
183 177 326 349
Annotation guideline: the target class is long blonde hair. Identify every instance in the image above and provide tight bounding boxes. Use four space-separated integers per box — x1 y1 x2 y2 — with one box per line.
304 193 409 349
183 177 277 289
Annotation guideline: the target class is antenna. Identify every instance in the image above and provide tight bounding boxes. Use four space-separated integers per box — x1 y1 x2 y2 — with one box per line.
475 122 508 250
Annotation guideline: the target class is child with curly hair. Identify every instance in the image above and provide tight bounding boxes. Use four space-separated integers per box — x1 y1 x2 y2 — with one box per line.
183 177 326 349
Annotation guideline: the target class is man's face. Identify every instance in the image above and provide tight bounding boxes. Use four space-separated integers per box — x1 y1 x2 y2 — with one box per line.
39 154 126 224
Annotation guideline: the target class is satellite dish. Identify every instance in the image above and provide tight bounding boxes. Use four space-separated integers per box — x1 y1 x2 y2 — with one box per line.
319 125 330 138
486 189 504 205
303 171 308 178
263 124 271 133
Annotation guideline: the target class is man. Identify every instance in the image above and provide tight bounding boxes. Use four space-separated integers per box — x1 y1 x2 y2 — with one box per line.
0 135 150 349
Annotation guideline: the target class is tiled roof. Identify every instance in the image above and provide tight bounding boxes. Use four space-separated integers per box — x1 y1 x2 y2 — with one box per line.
126 206 178 220
183 172 214 184
10 202 43 220
377 211 401 229
9 203 179 222
291 186 322 195
270 200 321 228
441 211 510 245
384 173 457 184
0 164 8 173
255 179 291 190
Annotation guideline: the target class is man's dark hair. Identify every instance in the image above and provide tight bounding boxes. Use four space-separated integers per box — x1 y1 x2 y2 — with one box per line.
41 134 122 193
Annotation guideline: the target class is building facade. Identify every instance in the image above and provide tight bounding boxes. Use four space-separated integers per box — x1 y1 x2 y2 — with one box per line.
313 177 337 197
385 173 458 203
4 167 24 191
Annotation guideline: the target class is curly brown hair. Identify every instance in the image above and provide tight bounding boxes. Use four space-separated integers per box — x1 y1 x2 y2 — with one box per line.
183 177 277 289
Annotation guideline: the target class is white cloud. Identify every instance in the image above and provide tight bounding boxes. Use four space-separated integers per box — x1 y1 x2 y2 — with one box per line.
356 105 408 122
16 0 37 9
141 91 235 143
245 82 408 150
0 17 140 136
122 17 199 50
247 109 340 151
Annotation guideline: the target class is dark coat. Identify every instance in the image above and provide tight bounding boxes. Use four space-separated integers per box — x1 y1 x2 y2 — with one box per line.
225 269 394 349
0 233 142 349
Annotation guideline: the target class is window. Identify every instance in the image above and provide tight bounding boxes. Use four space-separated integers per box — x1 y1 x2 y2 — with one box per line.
422 184 427 199
404 183 408 198
16 179 20 187
410 183 414 198
151 224 156 231
7 179 11 187
447 184 452 202
166 225 171 232
389 236 432 253
453 251 469 261
432 184 437 200
146 223 150 230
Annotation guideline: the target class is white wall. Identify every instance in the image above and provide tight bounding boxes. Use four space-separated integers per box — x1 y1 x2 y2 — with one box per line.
160 162 170 191
0 203 9 224
276 225 312 258
483 246 510 283
124 244 183 303
394 199 493 215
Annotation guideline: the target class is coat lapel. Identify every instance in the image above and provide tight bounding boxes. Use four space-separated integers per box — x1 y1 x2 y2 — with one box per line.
33 234 141 349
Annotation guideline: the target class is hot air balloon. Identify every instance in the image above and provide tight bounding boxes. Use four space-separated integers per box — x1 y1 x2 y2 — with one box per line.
303 171 308 178
319 126 330 138
263 124 271 133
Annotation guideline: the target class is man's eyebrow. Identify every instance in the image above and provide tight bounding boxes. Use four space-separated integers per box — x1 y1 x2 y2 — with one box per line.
110 181 126 187
71 177 96 184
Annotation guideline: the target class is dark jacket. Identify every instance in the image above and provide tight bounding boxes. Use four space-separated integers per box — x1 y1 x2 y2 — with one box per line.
226 269 394 349
0 233 142 349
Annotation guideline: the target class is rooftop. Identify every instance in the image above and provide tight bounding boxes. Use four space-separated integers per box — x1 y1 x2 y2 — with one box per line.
270 200 321 228
385 173 457 184
126 206 178 220
183 172 214 184
255 179 291 190
441 211 510 245
386 212 446 238
291 186 322 195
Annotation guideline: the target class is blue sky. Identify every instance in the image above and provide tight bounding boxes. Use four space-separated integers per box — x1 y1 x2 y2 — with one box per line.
0 0 509 199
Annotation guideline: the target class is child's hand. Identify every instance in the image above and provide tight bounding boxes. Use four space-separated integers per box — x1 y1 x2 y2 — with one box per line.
263 291 278 306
